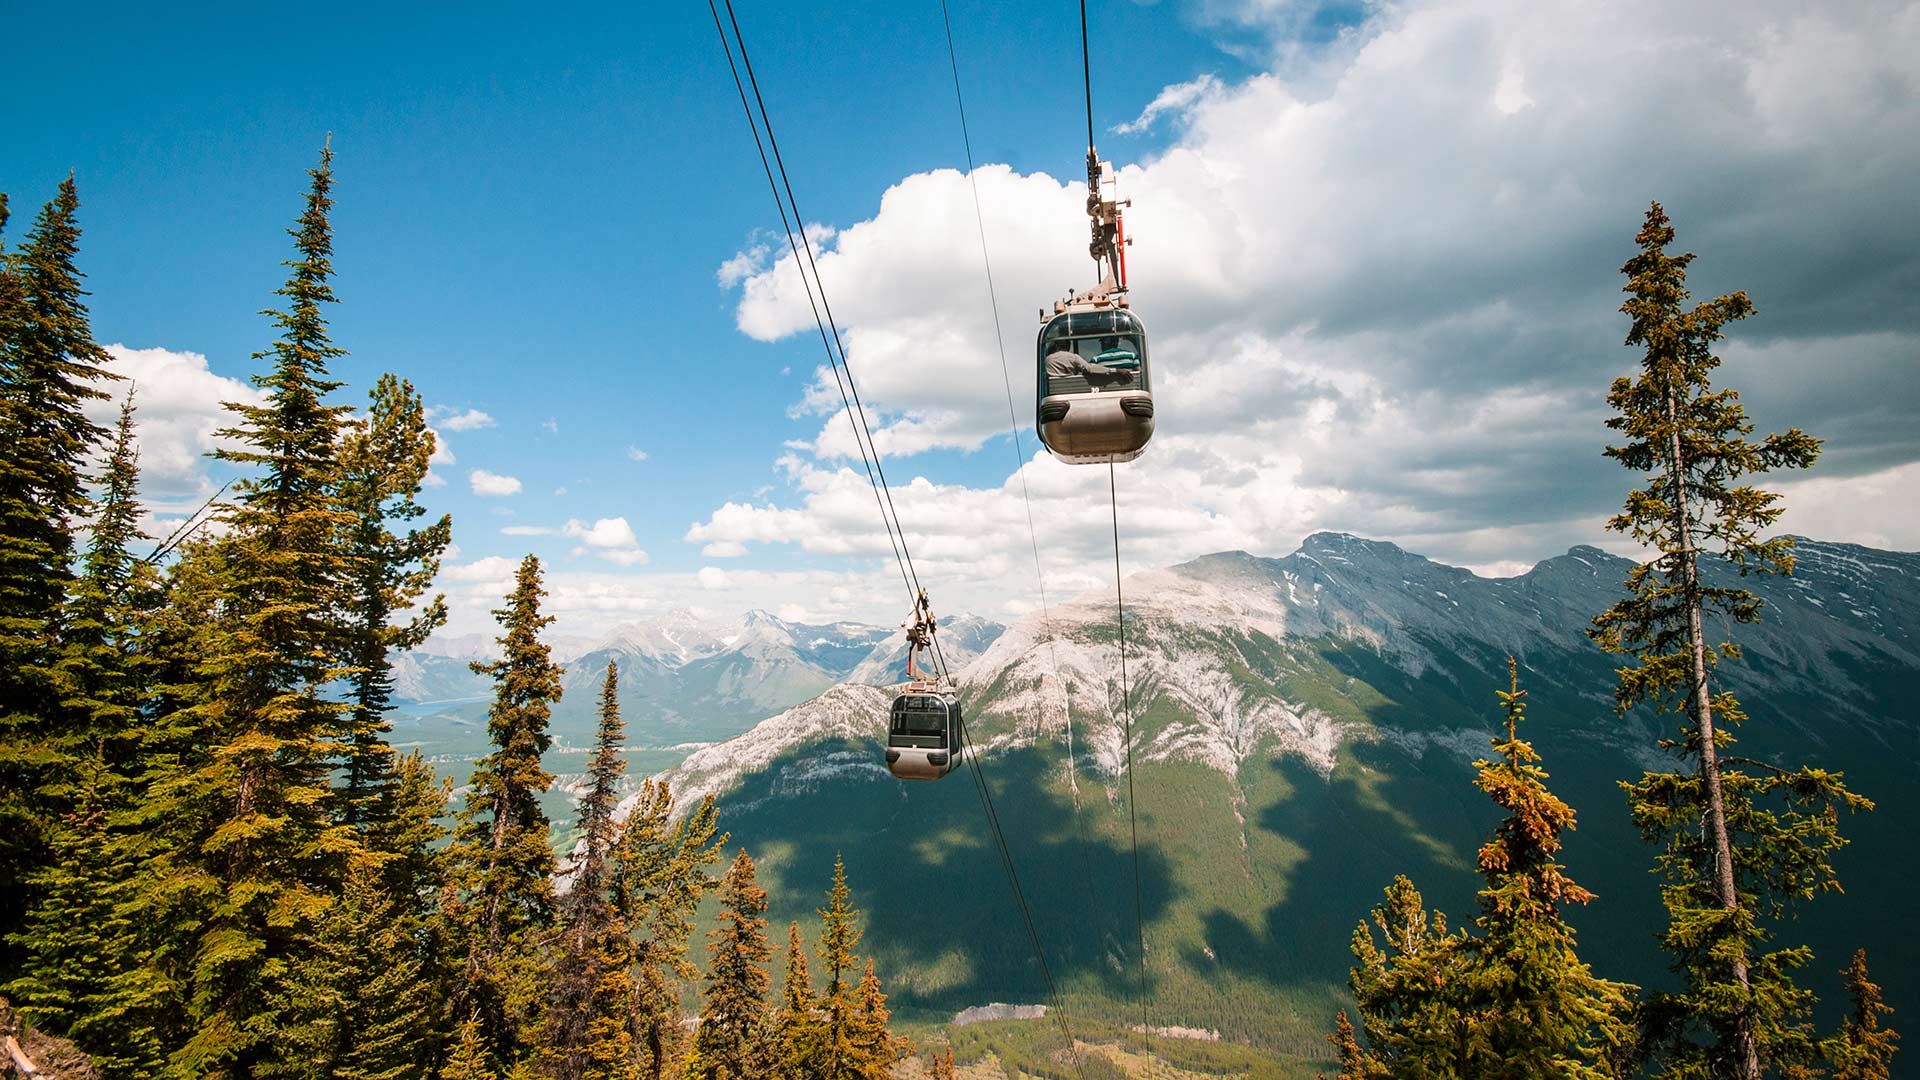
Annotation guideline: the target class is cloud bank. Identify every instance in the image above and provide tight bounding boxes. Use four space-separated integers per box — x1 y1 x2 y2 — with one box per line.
699 0 1920 620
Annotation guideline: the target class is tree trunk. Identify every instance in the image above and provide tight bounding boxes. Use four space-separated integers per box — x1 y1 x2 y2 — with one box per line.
1667 387 1758 1080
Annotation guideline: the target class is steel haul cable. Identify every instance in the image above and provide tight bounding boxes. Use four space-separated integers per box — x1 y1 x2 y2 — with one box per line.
1110 458 1153 1072
935 0 1108 1041
705 6 1086 1073
1079 0 1158 1068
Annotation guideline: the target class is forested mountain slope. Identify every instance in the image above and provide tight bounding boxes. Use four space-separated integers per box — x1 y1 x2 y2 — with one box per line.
645 533 1919 1058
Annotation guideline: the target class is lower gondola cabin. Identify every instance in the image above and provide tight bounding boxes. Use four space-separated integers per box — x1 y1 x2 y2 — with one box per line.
886 688 963 781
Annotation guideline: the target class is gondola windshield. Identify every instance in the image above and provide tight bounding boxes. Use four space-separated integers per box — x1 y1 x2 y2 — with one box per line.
1037 308 1149 398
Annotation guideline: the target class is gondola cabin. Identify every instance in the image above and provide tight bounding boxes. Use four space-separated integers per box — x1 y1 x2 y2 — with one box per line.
1035 305 1153 464
885 687 963 781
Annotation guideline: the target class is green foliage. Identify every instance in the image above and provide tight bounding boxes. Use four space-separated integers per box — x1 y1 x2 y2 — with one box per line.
774 921 823 1080
264 853 440 1080
449 553 563 1066
1823 950 1898 1080
0 175 119 963
158 143 364 1077
691 849 774 1080
546 661 638 1080
617 779 727 1079
1591 201 1867 1080
1341 664 1633 1078
336 373 451 825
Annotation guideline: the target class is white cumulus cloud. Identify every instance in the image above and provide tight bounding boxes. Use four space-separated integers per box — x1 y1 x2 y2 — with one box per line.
85 345 267 505
433 407 496 432
709 0 1920 602
470 469 523 496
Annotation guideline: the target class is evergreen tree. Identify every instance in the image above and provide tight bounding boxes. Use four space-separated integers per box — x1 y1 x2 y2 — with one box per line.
547 661 638 1080
154 143 362 1076
265 853 439 1080
5 762 172 1080
1460 660 1634 1078
1346 875 1469 1076
847 959 908 1078
449 553 562 1067
443 1015 501 1080
1823 951 1898 1080
689 849 772 1080
365 749 453 914
6 388 166 1076
813 853 868 1078
0 176 118 960
1325 1011 1377 1080
614 780 726 1080
774 921 823 1080
1591 202 1869 1080
336 373 450 826
927 1046 957 1080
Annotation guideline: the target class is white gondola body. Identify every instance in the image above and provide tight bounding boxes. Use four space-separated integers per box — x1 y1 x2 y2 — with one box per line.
885 686 963 781
1036 305 1153 464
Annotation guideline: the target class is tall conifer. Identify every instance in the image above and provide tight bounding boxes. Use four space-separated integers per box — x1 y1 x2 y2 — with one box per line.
775 921 823 1080
847 959 908 1078
336 373 450 825
265 853 439 1080
154 144 361 1076
0 177 118 959
1823 951 1898 1080
615 781 726 1080
814 854 867 1077
1591 202 1869 1080
449 554 562 1067
689 849 772 1080
1346 875 1467 1074
547 661 637 1080
1463 660 1633 1077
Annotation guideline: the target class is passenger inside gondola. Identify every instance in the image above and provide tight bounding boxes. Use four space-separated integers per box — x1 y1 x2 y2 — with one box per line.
1045 341 1135 390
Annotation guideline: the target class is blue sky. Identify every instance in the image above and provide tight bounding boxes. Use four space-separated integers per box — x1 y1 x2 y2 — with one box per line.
7 0 1916 637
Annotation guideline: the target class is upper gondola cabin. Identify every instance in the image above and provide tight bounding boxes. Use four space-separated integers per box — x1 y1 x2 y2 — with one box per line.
1035 304 1153 464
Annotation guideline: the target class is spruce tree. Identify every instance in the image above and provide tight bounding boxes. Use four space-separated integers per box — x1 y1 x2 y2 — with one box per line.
365 749 452 912
774 921 823 1080
50 387 152 780
814 853 868 1078
1591 202 1869 1080
1823 951 1898 1080
847 958 908 1079
0 176 118 959
449 554 562 1067
928 1046 957 1080
443 1015 502 1080
1325 1011 1376 1080
689 849 773 1080
152 144 362 1076
547 661 637 1080
336 373 450 826
1345 875 1467 1075
615 780 726 1080
6 389 160 1071
265 853 439 1080
1462 660 1634 1078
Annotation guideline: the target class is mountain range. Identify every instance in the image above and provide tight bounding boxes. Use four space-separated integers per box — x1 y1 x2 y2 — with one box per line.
632 532 1919 1064
394 607 1007 748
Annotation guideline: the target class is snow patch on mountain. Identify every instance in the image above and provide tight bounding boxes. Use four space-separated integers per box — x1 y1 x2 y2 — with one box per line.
626 683 893 821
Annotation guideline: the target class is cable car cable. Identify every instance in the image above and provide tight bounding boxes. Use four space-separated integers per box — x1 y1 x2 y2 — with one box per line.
1109 458 1154 1069
719 0 938 619
706 6 1085 1070
704 0 919 609
936 0 1107 1019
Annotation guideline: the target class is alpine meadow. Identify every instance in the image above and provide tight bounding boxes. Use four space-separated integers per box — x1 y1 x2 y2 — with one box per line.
2 2 1916 1078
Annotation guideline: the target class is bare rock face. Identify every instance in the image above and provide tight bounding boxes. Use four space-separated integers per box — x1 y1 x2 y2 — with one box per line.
0 999 98 1080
